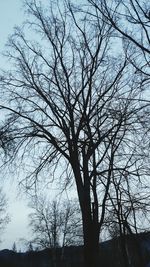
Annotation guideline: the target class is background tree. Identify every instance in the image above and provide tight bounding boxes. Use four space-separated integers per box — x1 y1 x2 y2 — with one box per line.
0 187 10 243
0 1 149 266
12 242 17 253
28 196 83 250
28 242 33 252
103 170 150 267
29 196 82 266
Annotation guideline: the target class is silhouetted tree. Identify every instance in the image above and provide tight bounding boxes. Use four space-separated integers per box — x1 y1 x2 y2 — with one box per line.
0 187 10 242
28 242 33 252
28 196 82 266
0 1 149 266
12 242 17 252
104 171 149 267
28 196 82 249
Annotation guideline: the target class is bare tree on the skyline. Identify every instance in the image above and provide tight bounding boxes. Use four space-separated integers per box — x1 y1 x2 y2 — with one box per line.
0 187 10 243
29 197 82 249
0 1 150 266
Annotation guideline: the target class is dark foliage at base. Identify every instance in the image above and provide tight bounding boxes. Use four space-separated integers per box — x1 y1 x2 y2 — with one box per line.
1 232 150 267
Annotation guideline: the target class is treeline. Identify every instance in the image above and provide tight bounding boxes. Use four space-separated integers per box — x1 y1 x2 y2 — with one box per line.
1 232 150 267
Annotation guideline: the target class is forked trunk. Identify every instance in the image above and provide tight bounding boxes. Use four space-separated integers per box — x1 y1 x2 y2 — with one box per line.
72 158 100 266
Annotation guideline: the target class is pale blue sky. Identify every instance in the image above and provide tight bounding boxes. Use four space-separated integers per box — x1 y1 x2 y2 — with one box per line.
0 0 24 50
0 0 31 251
0 0 77 251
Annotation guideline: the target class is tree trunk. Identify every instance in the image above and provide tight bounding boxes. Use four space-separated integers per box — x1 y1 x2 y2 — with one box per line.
72 156 100 267
82 214 100 267
119 235 129 267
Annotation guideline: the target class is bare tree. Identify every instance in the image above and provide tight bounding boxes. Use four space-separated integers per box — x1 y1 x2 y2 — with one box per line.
60 200 83 248
12 242 17 253
29 197 82 249
0 187 10 243
0 1 149 266
87 0 150 86
104 171 150 267
28 242 33 252
29 196 82 266
29 198 60 250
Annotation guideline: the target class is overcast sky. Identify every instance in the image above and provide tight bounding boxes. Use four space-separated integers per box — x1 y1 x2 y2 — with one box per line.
0 0 32 251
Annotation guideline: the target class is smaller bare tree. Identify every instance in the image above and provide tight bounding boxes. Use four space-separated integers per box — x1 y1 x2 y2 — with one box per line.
28 196 83 250
12 242 17 253
104 171 149 267
0 187 10 243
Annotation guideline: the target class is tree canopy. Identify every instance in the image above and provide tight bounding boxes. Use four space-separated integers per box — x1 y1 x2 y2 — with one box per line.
0 1 150 266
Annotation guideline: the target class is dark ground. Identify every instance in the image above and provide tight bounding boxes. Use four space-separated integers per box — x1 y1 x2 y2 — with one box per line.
0 232 150 267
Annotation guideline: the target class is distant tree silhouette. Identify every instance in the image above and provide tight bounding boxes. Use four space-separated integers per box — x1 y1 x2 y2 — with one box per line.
28 196 83 249
12 242 17 253
0 187 10 243
28 242 33 252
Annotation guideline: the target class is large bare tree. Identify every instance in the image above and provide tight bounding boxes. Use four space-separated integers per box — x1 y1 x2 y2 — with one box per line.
0 1 149 266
